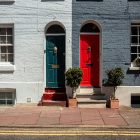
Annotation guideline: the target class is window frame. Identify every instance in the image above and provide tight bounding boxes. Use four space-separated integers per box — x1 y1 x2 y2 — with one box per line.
0 24 14 64
0 24 15 72
130 23 140 69
0 89 16 106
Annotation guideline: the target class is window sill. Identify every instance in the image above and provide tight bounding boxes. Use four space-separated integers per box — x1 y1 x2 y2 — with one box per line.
129 67 140 71
0 63 15 72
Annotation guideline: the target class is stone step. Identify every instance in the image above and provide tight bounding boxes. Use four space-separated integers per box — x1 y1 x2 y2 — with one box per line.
42 92 67 101
78 103 106 108
80 87 101 94
42 100 66 107
77 98 107 108
77 93 106 100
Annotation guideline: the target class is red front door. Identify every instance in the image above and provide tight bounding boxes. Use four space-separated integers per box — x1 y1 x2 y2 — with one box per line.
80 34 100 87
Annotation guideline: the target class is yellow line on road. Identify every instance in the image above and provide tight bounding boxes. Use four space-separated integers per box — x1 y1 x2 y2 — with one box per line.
0 130 140 136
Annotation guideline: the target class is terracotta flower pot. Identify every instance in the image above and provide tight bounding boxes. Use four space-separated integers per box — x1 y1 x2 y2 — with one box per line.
109 99 119 109
68 98 77 107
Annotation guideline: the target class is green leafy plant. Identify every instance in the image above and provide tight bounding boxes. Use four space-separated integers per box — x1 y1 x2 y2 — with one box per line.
105 67 124 99
65 68 83 98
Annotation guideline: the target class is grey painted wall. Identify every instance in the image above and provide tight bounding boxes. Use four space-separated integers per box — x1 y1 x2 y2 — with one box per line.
72 0 140 86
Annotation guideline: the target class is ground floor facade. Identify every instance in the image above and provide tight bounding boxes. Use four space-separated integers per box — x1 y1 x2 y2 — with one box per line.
0 18 140 107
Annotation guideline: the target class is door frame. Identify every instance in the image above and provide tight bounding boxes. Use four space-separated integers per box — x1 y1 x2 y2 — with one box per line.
45 34 66 88
79 29 102 87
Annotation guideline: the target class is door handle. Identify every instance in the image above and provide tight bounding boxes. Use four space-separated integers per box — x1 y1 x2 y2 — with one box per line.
88 46 92 52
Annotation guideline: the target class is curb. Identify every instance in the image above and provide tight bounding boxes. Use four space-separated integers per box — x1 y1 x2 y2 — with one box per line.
0 125 140 129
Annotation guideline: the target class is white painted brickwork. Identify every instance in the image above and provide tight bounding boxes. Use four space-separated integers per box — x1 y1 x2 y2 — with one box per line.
0 0 72 103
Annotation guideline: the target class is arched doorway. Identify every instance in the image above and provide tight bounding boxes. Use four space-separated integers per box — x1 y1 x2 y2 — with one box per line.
80 22 100 87
46 24 65 88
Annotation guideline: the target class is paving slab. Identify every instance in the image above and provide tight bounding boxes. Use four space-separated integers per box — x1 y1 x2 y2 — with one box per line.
0 106 140 128
38 117 60 125
82 117 104 125
13 114 39 125
0 116 16 125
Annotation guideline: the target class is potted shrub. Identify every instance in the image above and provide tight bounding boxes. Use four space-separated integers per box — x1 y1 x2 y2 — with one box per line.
65 67 83 107
105 67 124 109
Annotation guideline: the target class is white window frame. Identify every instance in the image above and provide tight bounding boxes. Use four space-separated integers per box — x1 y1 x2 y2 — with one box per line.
0 24 15 72
130 23 140 70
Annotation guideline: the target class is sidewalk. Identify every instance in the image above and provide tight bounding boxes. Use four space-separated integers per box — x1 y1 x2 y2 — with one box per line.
0 105 140 128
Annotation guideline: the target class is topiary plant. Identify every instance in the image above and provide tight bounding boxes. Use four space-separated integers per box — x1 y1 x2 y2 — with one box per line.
65 67 83 98
105 67 124 99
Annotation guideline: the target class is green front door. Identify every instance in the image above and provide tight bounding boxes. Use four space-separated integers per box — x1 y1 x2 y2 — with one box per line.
46 35 65 88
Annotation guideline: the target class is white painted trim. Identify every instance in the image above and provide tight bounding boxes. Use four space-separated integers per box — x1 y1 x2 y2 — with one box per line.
0 63 15 71
129 67 140 70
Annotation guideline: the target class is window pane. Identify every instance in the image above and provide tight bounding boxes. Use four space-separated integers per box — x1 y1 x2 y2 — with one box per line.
131 27 138 35
131 46 137 53
131 54 137 62
1 54 7 62
7 36 12 44
0 36 6 44
1 46 7 53
0 100 6 105
7 28 12 35
8 54 13 62
0 28 6 35
0 93 5 99
6 93 13 99
131 36 138 44
7 100 14 105
8 46 13 53
138 47 140 53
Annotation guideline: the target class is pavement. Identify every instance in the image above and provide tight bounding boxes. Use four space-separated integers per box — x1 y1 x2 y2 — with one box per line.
0 105 140 128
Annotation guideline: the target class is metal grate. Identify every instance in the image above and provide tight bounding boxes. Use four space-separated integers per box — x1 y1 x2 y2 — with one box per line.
0 92 15 105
